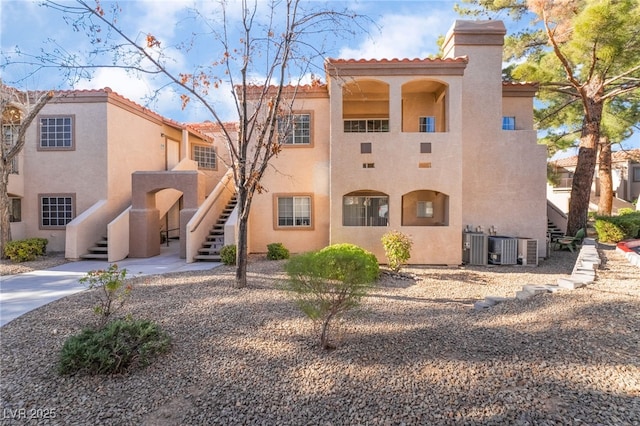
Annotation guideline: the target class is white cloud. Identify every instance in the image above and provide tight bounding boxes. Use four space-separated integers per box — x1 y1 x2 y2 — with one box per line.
338 11 454 60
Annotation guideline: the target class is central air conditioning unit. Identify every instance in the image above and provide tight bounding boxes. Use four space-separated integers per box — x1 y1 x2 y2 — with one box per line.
488 236 518 265
462 232 488 265
517 238 539 266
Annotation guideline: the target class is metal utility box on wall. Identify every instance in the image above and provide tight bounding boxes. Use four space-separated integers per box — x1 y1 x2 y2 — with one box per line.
462 232 488 265
488 236 518 265
517 238 539 266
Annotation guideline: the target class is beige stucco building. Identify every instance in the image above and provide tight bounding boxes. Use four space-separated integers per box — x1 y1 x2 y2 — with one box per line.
6 88 229 260
245 20 547 264
5 20 548 265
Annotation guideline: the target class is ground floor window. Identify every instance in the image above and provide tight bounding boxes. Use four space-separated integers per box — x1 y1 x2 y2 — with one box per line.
276 195 312 228
343 191 389 226
39 194 75 229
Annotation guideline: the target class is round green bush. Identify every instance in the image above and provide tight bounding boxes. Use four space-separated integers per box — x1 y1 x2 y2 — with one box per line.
220 244 237 265
58 319 171 375
267 242 290 260
283 243 379 349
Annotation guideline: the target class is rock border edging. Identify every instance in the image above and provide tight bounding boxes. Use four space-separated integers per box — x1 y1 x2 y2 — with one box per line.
474 238 600 310
616 240 640 269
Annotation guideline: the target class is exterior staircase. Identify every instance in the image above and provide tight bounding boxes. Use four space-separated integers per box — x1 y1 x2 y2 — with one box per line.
80 235 109 260
547 219 564 242
194 195 238 262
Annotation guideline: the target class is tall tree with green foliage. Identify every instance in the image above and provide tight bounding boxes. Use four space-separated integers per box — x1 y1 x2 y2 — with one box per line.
457 0 640 233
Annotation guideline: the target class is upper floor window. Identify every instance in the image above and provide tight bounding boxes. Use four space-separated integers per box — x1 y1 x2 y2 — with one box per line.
39 194 75 229
276 195 312 228
502 116 516 131
9 198 21 222
278 113 311 145
344 119 389 133
193 145 216 169
419 117 436 133
39 116 74 150
2 124 19 173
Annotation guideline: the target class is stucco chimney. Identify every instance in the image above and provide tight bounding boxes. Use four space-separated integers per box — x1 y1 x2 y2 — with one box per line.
442 20 506 137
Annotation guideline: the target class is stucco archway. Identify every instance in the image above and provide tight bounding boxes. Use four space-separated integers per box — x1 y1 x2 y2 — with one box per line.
129 170 205 258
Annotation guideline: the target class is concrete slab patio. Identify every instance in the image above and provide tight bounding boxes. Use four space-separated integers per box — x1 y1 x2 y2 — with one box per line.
0 241 220 327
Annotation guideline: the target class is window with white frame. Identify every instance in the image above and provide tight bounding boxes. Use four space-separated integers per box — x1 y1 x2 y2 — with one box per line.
193 145 216 169
343 192 389 226
278 113 311 145
419 116 436 133
502 116 516 130
344 119 389 133
2 124 19 173
277 196 311 227
633 167 640 182
9 198 21 222
39 116 74 149
40 194 74 228
416 201 434 218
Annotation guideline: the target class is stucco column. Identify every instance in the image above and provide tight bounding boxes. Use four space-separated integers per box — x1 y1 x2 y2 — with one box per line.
129 208 160 258
179 208 198 259
388 80 402 134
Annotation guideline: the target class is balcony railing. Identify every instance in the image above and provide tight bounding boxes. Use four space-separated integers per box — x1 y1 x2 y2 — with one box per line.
343 119 389 133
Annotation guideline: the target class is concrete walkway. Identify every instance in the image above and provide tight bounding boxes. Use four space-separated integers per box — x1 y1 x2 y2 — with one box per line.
0 242 220 327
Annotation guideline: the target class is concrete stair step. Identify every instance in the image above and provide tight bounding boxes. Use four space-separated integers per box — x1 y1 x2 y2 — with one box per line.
194 254 221 262
87 246 108 253
80 253 109 260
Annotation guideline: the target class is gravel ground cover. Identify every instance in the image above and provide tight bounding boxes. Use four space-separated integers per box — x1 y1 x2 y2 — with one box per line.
1 248 639 425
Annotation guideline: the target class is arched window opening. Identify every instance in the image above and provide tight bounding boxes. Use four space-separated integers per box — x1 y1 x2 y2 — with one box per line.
402 190 449 226
343 190 389 226
401 80 448 133
342 80 390 133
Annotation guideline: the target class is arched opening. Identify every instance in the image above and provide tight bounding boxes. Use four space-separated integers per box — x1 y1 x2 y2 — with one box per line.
401 79 448 133
342 79 390 133
343 190 389 226
402 190 449 226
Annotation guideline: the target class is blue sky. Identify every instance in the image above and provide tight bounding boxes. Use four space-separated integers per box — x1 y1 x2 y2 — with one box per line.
1 0 638 154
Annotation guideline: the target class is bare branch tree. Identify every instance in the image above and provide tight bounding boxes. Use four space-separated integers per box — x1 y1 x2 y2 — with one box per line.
1 85 54 258
9 0 368 286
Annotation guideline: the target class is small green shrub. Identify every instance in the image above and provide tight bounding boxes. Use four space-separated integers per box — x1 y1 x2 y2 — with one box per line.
595 212 640 242
3 238 48 262
79 264 131 326
594 219 626 243
618 207 636 216
220 244 236 265
283 243 379 349
267 242 290 260
58 318 171 375
381 230 413 272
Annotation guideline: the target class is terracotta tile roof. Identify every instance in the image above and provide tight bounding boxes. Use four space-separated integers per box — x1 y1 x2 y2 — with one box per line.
48 87 217 140
326 57 468 65
502 81 538 88
188 121 238 133
550 148 640 168
242 83 329 96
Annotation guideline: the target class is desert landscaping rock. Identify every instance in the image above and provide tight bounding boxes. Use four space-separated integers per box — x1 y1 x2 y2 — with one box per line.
1 248 639 425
